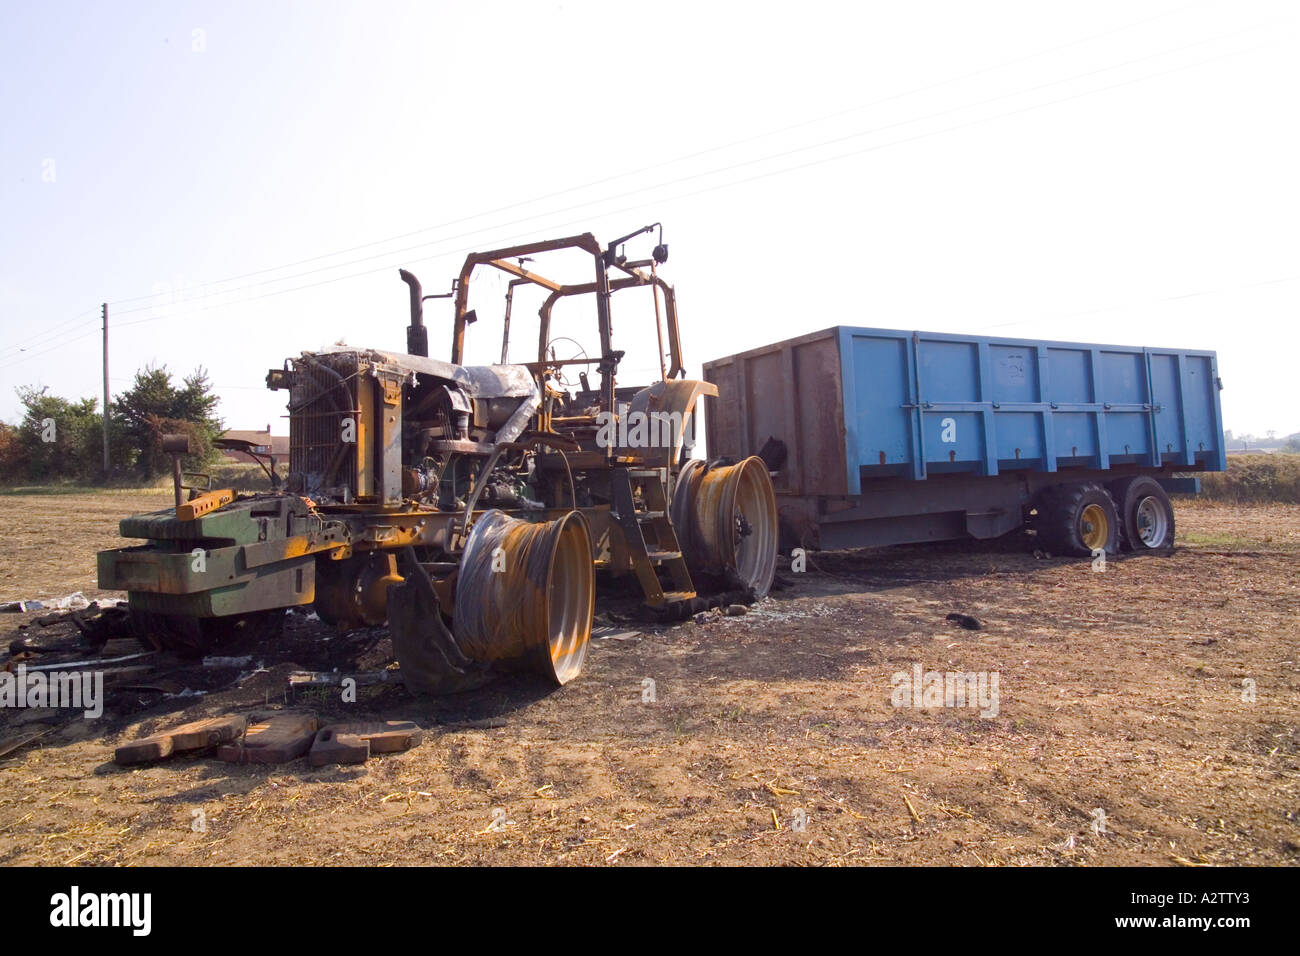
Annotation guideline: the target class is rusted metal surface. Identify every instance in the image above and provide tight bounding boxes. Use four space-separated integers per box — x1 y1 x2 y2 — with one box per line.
453 510 593 685
312 552 400 629
537 273 685 379
702 328 848 498
98 226 779 692
396 268 429 358
452 233 604 366
175 488 234 521
622 378 717 468
672 456 779 597
162 433 190 509
309 346 537 398
450 227 686 394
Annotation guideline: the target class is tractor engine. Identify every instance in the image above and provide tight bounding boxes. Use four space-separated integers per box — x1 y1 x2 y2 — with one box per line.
267 348 540 509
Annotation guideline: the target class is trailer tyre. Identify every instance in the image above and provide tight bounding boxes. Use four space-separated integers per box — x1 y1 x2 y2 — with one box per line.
1109 476 1175 551
1034 483 1120 557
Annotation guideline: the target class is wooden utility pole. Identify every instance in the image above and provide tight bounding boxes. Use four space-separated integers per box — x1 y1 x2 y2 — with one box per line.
101 302 109 477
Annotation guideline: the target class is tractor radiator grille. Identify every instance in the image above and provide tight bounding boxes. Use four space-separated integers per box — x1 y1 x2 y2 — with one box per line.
288 357 360 500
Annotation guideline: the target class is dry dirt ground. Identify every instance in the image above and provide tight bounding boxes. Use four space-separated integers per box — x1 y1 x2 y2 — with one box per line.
0 490 1296 866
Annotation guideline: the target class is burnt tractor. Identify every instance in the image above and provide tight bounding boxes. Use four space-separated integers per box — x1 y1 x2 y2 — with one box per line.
97 228 779 692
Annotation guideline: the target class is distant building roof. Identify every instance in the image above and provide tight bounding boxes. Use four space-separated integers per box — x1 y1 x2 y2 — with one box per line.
219 429 289 458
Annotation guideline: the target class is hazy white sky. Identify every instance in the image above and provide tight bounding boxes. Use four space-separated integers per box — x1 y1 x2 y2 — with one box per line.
2 0 1296 438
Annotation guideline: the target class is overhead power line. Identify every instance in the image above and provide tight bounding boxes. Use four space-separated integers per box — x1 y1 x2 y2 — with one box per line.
0 3 1213 356
0 308 101 359
83 1 1203 311
0 33 1257 367
0 11 1265 372
91 21 1265 329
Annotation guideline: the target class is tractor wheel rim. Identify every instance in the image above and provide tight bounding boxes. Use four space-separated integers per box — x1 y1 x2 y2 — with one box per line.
1080 503 1109 551
454 509 594 685
1134 495 1168 547
679 456 779 598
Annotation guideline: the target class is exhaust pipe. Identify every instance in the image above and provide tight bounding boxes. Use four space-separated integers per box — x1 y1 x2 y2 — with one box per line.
398 268 428 357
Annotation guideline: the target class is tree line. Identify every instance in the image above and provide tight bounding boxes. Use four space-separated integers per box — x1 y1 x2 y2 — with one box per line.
0 366 223 484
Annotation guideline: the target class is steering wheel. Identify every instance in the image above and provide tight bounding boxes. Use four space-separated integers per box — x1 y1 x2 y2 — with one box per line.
545 336 590 388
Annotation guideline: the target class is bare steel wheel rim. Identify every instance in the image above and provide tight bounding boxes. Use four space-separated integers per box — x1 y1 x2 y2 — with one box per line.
727 458 779 596
677 456 779 598
545 511 594 684
1079 503 1109 552
454 509 594 685
1134 495 1169 548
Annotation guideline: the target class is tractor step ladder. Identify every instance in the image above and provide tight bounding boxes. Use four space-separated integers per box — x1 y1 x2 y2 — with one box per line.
610 466 696 607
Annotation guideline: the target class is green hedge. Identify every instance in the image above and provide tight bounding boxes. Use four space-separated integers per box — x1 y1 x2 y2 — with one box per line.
1195 454 1300 504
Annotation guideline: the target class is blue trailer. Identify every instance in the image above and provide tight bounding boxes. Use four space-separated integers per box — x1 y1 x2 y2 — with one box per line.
702 326 1225 556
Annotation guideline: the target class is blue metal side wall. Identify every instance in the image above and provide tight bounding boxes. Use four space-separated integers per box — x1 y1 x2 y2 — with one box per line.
836 327 1225 494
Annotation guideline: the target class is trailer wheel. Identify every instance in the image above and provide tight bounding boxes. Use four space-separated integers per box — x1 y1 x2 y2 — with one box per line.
1034 483 1120 557
1108 476 1175 551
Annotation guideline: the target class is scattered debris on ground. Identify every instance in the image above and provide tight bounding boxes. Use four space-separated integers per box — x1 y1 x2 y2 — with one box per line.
1 591 96 614
0 494 1296 865
217 714 318 765
116 715 248 765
